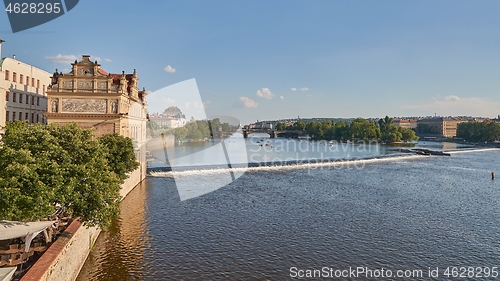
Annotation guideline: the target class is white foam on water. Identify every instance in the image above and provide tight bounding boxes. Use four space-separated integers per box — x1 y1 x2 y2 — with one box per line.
446 148 500 154
149 154 423 177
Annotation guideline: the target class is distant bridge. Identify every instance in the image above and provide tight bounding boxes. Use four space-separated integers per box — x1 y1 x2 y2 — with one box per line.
242 129 307 138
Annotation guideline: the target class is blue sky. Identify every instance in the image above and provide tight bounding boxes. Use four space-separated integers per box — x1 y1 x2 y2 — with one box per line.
1 0 500 124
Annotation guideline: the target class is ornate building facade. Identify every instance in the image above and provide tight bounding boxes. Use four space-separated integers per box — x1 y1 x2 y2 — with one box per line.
45 55 148 191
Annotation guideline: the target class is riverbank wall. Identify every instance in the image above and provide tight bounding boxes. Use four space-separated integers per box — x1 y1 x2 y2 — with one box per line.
20 163 146 281
20 219 100 281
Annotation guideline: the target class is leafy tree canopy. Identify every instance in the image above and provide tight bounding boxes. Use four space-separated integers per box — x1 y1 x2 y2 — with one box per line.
0 122 138 227
457 121 500 142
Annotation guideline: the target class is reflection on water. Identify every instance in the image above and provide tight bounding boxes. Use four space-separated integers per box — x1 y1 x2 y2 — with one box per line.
78 149 500 280
76 181 150 281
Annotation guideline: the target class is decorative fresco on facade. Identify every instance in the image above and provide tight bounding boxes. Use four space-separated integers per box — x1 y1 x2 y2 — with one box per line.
62 98 107 113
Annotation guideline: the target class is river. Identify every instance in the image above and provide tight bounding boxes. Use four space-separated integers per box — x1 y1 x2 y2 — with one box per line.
76 140 500 280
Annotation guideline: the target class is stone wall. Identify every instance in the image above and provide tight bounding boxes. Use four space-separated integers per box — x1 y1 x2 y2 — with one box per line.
20 220 100 281
120 162 146 198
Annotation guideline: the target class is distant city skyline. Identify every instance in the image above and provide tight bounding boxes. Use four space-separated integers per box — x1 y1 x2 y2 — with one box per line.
1 1 500 124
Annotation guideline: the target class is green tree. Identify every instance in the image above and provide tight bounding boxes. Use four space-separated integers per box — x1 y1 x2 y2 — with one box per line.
98 134 140 182
381 125 403 143
0 122 128 227
334 121 350 141
276 122 287 131
174 127 189 140
306 122 323 139
221 123 231 132
457 121 500 142
378 116 393 133
350 118 380 140
401 128 419 142
293 121 306 131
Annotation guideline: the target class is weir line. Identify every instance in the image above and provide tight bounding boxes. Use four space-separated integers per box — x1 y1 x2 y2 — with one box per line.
446 148 500 154
147 153 423 177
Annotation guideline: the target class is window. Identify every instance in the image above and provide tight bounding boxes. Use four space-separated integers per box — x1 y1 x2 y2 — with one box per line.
13 72 16 83
26 76 29 85
20 74 23 83
25 112 28 120
31 113 34 123
19 93 23 103
32 78 34 87
6 111 9 122
36 114 39 123
31 96 34 105
5 91 9 102
26 95 29 104
18 112 22 120
4 70 9 80
13 93 16 102
37 79 40 88
43 85 45 95
12 112 15 121
37 97 40 106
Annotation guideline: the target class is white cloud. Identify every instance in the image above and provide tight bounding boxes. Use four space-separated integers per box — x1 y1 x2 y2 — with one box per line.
290 88 297 91
402 96 500 117
164 65 177 73
45 54 78 65
256 87 275 99
184 101 204 109
45 54 111 65
280 95 284 100
444 95 460 101
161 97 176 104
301 87 309 91
203 100 210 108
238 96 258 108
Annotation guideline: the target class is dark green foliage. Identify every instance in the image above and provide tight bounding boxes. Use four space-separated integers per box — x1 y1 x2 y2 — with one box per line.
378 116 418 143
350 118 380 140
276 122 288 131
401 128 419 142
98 134 140 181
173 118 233 140
0 121 138 227
457 121 500 142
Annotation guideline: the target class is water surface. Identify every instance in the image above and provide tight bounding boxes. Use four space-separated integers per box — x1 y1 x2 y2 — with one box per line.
77 148 500 280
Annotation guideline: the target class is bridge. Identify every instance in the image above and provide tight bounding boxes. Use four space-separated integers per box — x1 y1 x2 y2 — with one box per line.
242 129 307 138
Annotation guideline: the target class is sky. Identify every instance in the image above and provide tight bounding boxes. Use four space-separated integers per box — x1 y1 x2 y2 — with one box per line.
1 0 500 124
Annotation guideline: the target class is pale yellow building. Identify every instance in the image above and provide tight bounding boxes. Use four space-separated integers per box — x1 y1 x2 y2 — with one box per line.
45 55 148 190
0 54 50 127
394 119 417 129
417 117 466 138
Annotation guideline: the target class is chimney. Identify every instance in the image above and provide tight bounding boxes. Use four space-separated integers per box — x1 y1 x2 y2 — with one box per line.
0 39 4 59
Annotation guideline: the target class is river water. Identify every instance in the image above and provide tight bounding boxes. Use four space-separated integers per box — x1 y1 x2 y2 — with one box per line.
76 140 500 280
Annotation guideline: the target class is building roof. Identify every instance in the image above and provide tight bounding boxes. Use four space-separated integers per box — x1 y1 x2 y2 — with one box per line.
0 57 51 75
149 116 176 121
